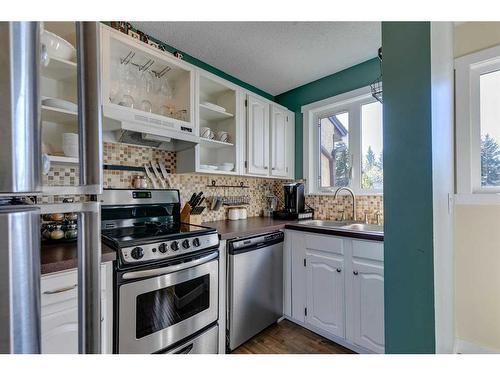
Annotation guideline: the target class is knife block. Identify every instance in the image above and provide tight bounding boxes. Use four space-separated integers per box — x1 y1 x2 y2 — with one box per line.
180 203 202 225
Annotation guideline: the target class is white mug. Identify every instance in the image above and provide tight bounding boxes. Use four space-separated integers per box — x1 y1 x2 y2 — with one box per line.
216 131 230 143
238 207 247 220
228 207 240 221
200 127 215 139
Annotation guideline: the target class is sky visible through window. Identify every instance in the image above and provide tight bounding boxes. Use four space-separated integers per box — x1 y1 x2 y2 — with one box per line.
361 101 383 189
480 69 500 186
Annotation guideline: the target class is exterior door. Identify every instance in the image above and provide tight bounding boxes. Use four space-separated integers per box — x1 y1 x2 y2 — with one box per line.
351 258 385 353
270 105 288 177
305 251 345 338
246 94 269 175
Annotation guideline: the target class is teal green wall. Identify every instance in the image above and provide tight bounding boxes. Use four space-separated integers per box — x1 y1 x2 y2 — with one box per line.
382 22 435 353
107 22 274 101
275 58 381 179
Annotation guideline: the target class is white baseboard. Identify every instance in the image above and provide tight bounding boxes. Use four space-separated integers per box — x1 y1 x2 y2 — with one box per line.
454 339 500 354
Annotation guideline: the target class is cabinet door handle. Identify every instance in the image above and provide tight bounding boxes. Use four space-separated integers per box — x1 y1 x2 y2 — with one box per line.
353 271 359 275
336 268 341 273
43 284 77 295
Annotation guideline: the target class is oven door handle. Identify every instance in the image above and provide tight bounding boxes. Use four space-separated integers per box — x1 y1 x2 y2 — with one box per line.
172 343 194 354
122 252 218 280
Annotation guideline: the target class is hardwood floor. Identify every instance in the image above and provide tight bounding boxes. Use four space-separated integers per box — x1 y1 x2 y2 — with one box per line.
231 320 355 354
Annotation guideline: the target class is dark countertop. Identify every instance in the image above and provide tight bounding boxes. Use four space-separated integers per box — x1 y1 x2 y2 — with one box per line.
41 241 116 275
285 223 384 242
202 217 297 240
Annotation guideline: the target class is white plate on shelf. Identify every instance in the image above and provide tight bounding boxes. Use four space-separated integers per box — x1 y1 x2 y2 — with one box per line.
201 101 226 112
42 97 78 112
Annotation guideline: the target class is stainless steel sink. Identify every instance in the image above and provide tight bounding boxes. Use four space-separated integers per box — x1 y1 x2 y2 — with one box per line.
297 220 348 228
339 223 383 233
295 220 383 234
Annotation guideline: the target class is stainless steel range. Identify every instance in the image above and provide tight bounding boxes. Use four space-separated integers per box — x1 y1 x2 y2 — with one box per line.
101 189 220 354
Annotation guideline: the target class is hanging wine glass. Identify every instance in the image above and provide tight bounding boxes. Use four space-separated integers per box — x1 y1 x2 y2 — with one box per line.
119 64 137 109
109 58 122 104
139 70 154 113
158 76 173 99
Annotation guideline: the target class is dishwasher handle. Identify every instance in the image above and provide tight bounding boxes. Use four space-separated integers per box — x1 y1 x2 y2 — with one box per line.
228 231 284 255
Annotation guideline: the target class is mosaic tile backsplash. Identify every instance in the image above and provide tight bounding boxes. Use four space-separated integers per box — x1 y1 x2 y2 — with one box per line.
42 142 384 223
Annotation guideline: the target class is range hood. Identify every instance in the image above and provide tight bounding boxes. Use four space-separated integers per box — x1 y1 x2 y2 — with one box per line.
103 116 199 152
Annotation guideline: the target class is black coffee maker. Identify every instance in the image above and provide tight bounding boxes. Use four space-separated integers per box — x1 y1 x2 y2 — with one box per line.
273 182 313 220
283 182 305 213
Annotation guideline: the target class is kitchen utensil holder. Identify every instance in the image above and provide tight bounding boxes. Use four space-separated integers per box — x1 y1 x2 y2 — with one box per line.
222 195 250 206
180 203 202 225
206 180 249 188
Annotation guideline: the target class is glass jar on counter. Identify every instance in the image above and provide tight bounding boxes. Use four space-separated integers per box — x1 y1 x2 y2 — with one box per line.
64 222 78 240
132 175 148 189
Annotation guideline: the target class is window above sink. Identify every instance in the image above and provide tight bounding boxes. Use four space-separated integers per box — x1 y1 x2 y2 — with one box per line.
302 86 383 196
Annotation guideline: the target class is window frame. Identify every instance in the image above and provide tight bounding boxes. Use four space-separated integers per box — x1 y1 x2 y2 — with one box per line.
302 86 383 196
456 44 500 197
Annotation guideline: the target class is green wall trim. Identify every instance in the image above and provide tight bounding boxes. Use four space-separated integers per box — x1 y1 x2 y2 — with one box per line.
275 58 381 179
104 22 275 101
382 21 436 353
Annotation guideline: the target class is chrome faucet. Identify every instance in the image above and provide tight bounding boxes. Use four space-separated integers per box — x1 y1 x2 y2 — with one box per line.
333 187 356 221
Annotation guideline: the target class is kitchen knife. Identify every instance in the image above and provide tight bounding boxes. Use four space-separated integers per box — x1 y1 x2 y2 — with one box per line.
196 196 205 208
192 192 203 207
188 193 197 206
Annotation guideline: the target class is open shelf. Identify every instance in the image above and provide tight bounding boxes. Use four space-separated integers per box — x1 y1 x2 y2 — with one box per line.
47 155 79 164
41 57 77 81
199 103 234 122
42 105 78 125
199 137 234 149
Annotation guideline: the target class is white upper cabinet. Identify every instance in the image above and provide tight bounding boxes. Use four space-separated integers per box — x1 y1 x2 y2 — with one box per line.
99 24 295 179
100 25 195 136
244 95 294 178
246 94 270 175
270 105 288 177
305 251 345 338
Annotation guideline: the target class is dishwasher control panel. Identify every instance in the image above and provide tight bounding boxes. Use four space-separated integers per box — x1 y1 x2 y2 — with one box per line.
229 231 284 252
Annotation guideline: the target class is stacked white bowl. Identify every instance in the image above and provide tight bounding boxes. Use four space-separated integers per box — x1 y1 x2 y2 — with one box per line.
62 133 79 157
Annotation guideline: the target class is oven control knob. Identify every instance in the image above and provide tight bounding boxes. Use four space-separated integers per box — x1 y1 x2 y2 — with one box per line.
158 243 167 253
131 247 144 260
170 241 179 251
193 238 201 247
182 239 190 249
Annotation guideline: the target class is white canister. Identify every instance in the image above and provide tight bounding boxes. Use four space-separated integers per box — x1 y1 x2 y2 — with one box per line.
239 207 247 220
228 207 240 221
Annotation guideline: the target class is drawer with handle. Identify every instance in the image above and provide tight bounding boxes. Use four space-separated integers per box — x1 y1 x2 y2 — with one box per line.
41 265 109 308
41 269 78 308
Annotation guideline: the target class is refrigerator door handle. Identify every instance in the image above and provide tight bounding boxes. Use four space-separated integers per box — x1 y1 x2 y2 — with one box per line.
75 22 103 354
0 21 41 195
76 22 103 193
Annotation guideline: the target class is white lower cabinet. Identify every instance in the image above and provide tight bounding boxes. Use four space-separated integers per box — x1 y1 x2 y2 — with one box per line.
305 251 344 337
349 257 385 353
285 230 384 353
41 262 113 354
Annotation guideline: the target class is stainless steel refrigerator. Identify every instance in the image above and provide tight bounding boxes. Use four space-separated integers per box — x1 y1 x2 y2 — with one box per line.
0 22 103 354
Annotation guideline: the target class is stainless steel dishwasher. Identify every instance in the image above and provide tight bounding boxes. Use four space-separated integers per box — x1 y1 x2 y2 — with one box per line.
226 231 284 351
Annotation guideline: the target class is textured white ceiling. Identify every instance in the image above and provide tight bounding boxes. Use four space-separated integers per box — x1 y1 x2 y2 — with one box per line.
131 22 381 96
